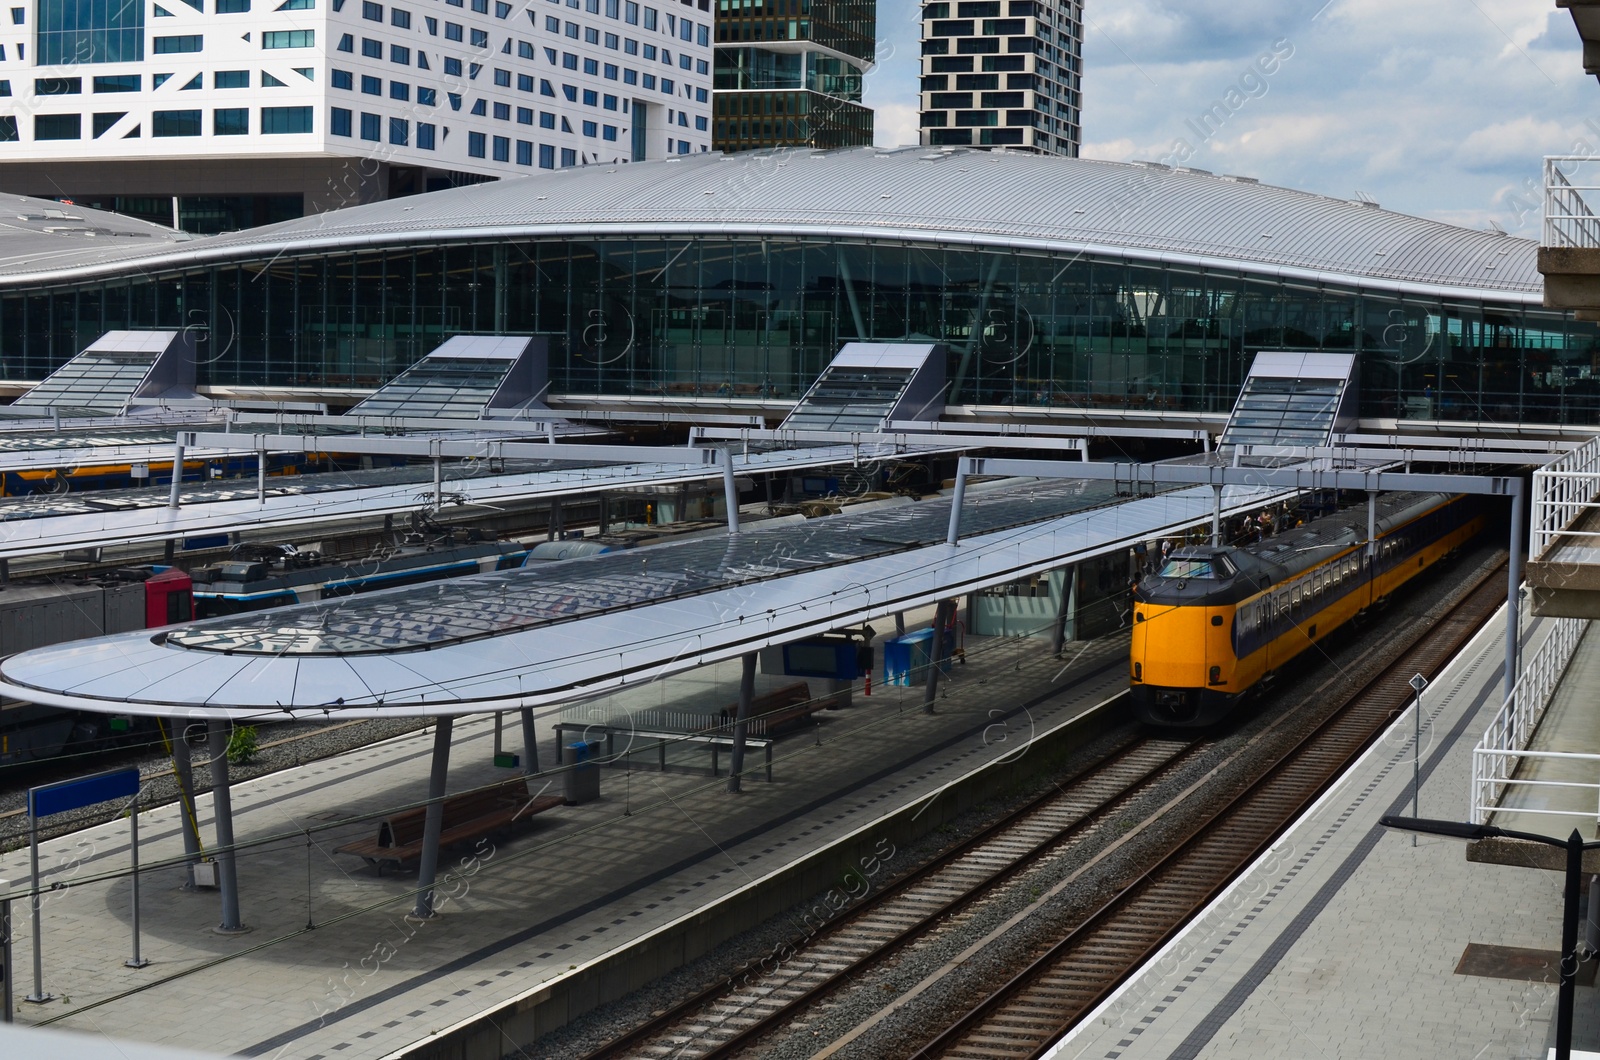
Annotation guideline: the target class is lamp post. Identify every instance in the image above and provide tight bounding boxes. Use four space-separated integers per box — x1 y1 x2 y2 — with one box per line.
1381 816 1596 1060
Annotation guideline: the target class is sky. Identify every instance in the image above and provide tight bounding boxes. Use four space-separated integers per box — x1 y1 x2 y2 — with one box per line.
861 0 1600 237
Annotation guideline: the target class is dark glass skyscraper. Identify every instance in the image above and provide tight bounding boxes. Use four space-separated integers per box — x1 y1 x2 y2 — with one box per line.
712 0 874 151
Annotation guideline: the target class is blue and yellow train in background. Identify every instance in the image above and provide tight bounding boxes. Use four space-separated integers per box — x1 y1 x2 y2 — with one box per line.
1 453 319 496
1129 492 1486 727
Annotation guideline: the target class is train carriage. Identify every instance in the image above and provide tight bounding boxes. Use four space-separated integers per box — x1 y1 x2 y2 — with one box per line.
1130 492 1485 727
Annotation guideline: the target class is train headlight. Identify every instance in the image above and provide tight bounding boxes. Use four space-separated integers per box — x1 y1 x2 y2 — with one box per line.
1133 662 1142 681
1208 665 1222 685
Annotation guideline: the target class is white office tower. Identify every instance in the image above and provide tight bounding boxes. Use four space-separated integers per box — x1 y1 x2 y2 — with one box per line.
918 0 1080 155
0 0 714 230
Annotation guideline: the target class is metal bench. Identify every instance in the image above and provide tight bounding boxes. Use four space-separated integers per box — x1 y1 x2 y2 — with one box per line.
552 723 773 781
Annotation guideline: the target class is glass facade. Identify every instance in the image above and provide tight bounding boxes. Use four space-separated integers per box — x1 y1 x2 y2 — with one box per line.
713 90 872 151
1 236 1595 426
713 0 873 151
37 0 145 64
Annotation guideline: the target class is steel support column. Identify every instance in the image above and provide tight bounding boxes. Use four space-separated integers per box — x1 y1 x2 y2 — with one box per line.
167 438 186 508
1367 491 1378 558
947 466 968 546
1507 482 1525 697
170 724 202 887
414 718 454 919
519 707 540 775
727 652 757 794
1050 566 1074 657
723 457 741 533
206 722 243 932
923 600 954 714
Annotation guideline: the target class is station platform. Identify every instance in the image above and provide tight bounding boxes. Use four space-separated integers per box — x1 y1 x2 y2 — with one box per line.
1051 604 1600 1060
0 610 1130 1059
1492 624 1600 838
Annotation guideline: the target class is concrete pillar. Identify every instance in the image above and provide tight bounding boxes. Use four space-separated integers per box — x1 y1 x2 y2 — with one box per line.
727 653 757 794
519 707 540 775
598 495 610 536
1211 484 1223 546
206 722 244 933
413 718 454 919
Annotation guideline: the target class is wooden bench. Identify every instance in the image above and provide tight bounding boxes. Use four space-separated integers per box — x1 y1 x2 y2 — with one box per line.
336 776 563 873
718 681 821 734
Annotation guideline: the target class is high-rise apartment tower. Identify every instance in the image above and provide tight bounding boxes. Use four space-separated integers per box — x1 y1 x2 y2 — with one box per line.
919 0 1080 154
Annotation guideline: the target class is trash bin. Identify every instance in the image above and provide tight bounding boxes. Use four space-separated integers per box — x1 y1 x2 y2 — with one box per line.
562 739 602 804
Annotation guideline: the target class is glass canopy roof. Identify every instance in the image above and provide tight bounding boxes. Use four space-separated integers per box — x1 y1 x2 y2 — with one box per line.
346 357 519 420
782 366 917 433
14 349 163 416
163 477 1129 658
1220 376 1347 447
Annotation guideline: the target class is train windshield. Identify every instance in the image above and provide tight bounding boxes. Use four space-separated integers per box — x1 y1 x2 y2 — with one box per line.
1158 555 1233 579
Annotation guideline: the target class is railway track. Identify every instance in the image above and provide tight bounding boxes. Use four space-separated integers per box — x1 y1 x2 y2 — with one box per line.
580 731 1205 1060
908 559 1510 1060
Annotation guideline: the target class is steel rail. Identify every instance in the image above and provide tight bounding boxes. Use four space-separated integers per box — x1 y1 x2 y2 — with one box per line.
909 559 1510 1060
578 727 1203 1060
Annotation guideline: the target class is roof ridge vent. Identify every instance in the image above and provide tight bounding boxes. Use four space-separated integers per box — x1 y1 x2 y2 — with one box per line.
1130 160 1171 170
1220 174 1258 183
1175 167 1212 175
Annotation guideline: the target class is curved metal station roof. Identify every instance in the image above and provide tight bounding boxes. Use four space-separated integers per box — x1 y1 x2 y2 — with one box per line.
0 478 1283 720
0 148 1536 299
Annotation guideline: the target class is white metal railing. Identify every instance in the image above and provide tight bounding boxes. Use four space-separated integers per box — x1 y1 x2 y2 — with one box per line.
1470 617 1590 824
1531 434 1600 558
1545 156 1600 247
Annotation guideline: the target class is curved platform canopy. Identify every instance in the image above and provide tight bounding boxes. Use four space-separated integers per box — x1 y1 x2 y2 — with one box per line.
0 478 1282 721
0 148 1536 301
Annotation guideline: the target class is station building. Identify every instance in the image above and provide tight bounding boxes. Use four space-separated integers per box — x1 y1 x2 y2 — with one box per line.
0 144 1593 430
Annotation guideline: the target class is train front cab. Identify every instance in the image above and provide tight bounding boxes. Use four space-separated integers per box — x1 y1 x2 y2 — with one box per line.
144 568 194 626
1130 562 1246 726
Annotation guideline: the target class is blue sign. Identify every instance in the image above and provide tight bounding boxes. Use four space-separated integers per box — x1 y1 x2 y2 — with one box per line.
29 768 140 819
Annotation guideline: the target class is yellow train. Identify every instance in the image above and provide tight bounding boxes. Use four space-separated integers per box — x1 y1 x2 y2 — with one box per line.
1129 492 1485 726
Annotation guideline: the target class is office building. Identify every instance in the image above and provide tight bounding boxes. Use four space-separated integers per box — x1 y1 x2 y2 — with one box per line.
0 0 714 231
712 0 873 151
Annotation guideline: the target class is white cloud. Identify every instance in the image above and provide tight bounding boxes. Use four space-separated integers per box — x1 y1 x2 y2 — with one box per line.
873 103 921 150
1080 138 1141 163
864 0 1597 239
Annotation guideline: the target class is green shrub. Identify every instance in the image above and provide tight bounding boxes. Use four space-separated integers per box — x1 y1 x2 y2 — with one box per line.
226 725 259 765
